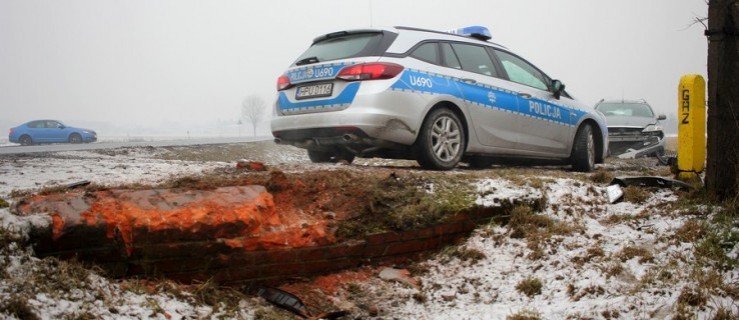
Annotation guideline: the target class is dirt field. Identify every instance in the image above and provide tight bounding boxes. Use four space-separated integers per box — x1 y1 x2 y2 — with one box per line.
1 141 735 320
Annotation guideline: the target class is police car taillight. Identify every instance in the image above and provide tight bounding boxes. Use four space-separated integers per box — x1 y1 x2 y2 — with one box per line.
337 63 404 81
276 75 292 91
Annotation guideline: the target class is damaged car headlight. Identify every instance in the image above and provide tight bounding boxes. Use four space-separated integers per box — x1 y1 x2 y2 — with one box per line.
642 124 662 133
641 124 664 137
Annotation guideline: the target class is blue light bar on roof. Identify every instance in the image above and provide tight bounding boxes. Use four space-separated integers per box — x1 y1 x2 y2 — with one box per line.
447 26 492 41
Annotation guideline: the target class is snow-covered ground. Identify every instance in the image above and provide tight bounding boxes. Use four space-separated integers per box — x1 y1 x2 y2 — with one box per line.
0 145 736 319
372 179 736 319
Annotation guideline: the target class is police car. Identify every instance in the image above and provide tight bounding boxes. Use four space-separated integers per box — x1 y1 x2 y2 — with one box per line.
271 26 608 171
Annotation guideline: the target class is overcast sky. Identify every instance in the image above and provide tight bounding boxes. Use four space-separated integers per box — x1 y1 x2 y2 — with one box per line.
0 0 708 135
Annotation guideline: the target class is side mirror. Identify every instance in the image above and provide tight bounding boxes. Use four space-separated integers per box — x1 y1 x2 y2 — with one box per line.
657 114 666 121
551 80 565 100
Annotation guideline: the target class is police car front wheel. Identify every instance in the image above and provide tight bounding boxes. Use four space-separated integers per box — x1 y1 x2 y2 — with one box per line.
571 124 595 172
415 108 466 170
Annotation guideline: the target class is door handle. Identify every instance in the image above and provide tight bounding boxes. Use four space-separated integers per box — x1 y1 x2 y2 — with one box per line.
518 93 532 99
461 78 477 84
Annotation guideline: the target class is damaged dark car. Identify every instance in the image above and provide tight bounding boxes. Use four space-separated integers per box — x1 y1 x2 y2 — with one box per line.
595 99 666 159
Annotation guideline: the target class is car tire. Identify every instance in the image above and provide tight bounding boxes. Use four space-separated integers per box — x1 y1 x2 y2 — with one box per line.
571 124 595 172
69 133 83 144
415 108 465 170
307 149 355 164
19 135 33 146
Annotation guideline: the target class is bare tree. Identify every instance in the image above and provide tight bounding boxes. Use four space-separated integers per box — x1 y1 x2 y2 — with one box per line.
705 0 739 201
241 95 268 136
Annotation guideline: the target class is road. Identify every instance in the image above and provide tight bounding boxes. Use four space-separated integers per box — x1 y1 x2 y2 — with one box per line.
0 136 272 155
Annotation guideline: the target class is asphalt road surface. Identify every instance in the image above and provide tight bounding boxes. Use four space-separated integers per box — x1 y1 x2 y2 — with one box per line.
0 136 272 155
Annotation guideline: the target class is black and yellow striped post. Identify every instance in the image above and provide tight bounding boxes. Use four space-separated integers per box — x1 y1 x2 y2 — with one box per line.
676 75 706 182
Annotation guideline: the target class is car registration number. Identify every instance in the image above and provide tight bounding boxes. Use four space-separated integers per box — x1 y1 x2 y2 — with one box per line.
295 83 333 100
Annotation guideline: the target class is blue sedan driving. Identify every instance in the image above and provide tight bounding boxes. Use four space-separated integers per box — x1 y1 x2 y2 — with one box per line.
8 120 97 145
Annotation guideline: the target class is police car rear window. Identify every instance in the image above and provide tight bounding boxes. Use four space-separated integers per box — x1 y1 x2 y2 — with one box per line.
451 43 499 77
293 32 385 66
410 43 439 64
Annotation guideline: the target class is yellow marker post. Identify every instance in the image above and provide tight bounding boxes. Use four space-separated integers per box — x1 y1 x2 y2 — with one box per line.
677 75 706 181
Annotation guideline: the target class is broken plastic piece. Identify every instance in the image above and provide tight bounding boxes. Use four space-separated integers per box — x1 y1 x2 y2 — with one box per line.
605 184 624 203
65 180 91 189
250 286 348 319
379 267 419 288
254 287 309 318
609 176 694 190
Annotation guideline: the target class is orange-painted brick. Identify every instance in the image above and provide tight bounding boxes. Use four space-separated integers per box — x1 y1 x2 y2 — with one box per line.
366 232 402 245
261 262 304 277
252 249 298 264
364 244 387 258
324 242 365 259
295 246 326 261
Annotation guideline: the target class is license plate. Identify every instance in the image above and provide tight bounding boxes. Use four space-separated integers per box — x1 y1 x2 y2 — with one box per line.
295 83 333 100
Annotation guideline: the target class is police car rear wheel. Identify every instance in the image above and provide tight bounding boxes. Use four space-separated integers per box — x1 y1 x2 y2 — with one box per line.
416 108 465 170
571 124 595 172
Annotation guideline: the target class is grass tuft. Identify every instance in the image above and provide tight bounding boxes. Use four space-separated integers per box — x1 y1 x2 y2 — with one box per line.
590 170 615 184
507 205 578 260
674 219 706 243
676 286 707 307
412 292 428 303
515 277 543 297
337 173 476 239
440 245 487 264
622 186 651 204
0 295 39 320
573 244 605 266
601 308 621 319
571 284 605 301
508 205 574 239
602 262 625 278
711 305 739 320
191 278 245 315
506 308 542 320
615 245 654 263
671 189 738 272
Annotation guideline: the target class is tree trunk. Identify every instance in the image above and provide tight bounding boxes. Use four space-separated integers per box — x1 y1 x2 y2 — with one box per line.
705 0 739 201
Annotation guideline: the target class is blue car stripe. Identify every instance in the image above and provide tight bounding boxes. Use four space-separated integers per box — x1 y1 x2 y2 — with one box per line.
390 69 585 127
277 67 590 128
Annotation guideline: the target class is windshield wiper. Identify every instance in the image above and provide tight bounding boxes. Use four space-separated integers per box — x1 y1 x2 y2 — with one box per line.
295 56 319 66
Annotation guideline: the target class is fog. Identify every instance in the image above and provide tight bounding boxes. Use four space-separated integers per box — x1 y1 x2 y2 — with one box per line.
0 0 708 137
